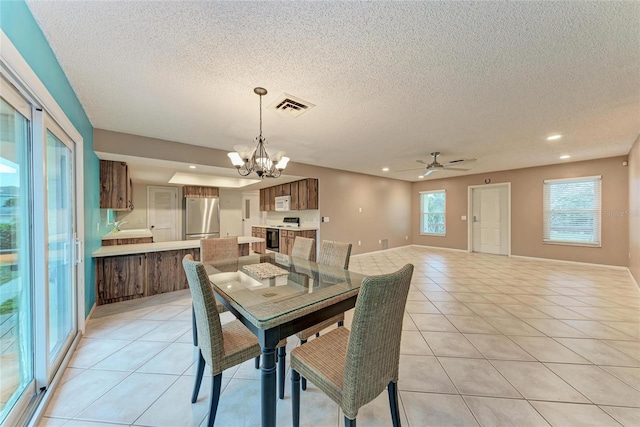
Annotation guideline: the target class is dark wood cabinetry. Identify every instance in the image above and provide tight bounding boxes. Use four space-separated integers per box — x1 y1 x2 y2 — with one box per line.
258 178 318 211
280 229 317 261
97 254 145 304
96 248 199 305
100 160 133 211
101 237 153 246
183 185 219 198
145 249 198 296
290 181 299 210
251 227 266 254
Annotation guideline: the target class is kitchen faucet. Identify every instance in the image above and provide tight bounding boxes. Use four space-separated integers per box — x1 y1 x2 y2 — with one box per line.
114 220 128 231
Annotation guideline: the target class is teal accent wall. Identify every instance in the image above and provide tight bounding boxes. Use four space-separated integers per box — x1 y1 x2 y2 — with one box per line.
1 1 99 316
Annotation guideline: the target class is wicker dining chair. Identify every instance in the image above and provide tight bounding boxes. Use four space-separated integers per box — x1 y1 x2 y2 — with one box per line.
291 236 315 260
191 237 239 347
291 263 414 427
296 240 352 390
182 254 261 427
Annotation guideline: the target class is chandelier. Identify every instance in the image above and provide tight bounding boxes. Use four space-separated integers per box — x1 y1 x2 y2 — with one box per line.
227 87 290 178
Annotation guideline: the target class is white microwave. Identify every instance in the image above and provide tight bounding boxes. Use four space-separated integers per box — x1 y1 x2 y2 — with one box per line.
275 195 291 211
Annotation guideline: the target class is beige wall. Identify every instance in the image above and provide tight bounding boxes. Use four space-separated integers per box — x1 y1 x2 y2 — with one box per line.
412 156 629 267
94 129 413 255
629 135 640 283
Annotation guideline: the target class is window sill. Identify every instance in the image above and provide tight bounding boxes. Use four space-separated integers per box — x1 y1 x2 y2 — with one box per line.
543 240 601 248
420 233 446 237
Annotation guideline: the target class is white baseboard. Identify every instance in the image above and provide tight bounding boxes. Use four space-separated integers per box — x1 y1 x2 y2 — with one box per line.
629 270 639 288
350 244 414 258
409 244 468 253
511 255 628 271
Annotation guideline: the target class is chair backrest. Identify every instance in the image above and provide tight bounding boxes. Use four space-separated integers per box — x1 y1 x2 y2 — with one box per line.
341 263 414 419
200 236 239 263
291 236 315 260
182 254 225 373
317 240 352 269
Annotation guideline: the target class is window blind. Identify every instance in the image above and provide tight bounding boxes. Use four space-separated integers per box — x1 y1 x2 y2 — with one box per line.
543 176 602 246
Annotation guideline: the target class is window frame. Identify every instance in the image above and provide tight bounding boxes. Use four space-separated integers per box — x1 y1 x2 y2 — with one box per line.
420 189 446 236
543 175 602 247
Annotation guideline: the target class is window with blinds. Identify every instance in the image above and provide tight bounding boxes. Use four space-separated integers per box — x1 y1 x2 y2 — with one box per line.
543 176 602 246
420 190 446 235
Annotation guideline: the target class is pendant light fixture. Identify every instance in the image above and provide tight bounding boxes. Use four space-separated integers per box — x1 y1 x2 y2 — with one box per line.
227 87 290 178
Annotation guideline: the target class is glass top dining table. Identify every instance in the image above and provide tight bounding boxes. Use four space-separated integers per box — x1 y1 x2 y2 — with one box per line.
204 252 368 427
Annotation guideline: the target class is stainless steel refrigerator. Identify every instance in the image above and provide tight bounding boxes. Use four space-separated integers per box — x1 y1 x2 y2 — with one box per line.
184 197 220 240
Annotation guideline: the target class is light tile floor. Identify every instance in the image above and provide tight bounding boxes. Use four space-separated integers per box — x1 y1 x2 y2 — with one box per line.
39 246 640 426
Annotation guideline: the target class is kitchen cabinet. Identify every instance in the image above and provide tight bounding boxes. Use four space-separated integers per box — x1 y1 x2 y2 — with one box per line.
97 254 145 304
290 181 299 210
100 160 133 211
183 185 219 198
275 183 290 197
101 237 153 246
306 178 319 209
260 188 267 212
280 229 317 261
251 227 266 253
269 187 276 211
145 248 198 296
96 248 199 305
258 178 318 211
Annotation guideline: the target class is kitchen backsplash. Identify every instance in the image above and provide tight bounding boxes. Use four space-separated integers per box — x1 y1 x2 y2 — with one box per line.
265 210 320 228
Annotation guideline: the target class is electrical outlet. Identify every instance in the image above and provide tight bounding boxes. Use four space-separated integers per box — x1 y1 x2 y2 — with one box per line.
358 207 362 213
405 235 408 240
358 240 361 246
378 239 382 244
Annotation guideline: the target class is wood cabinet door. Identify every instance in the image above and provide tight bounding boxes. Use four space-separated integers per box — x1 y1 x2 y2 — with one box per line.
97 254 145 304
307 179 319 210
259 189 266 211
100 160 129 210
290 181 299 210
282 183 291 196
298 179 308 210
269 187 276 211
146 249 193 295
183 186 220 198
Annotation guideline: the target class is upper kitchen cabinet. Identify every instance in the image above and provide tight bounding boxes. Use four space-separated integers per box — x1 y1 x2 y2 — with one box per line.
259 178 318 211
100 160 133 211
183 185 219 198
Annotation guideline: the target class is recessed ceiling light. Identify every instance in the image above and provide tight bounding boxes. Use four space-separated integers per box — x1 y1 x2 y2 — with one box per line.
189 165 196 169
382 167 389 172
418 175 424 179
560 155 571 159
547 134 562 141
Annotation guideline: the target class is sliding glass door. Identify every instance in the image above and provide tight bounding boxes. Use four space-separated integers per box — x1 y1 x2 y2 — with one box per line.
0 80 34 423
0 70 80 425
45 125 77 368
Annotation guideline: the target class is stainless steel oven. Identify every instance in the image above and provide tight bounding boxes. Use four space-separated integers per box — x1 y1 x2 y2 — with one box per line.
266 228 280 252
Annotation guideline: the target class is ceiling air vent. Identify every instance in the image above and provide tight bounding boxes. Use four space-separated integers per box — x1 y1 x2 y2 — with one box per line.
269 94 315 118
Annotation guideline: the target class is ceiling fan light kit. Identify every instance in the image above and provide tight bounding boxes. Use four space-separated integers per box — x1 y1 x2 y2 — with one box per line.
227 87 290 179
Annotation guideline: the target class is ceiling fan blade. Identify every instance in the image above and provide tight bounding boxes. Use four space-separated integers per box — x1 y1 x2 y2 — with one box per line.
442 166 470 171
443 158 477 166
416 159 429 165
423 169 437 177
395 167 425 172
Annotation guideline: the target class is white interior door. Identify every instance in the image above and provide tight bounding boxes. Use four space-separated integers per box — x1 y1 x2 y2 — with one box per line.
147 186 178 242
471 184 510 255
242 192 260 236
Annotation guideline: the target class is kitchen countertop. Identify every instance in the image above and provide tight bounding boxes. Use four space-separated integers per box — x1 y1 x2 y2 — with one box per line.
102 228 154 240
93 236 265 257
251 225 319 231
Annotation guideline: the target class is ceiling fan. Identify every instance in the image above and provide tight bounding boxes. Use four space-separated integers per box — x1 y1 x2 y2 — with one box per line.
401 152 476 176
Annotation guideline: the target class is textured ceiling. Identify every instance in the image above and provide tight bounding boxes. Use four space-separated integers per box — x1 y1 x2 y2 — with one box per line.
26 1 640 182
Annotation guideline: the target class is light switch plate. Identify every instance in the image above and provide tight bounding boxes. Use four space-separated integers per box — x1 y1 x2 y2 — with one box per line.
461 215 467 220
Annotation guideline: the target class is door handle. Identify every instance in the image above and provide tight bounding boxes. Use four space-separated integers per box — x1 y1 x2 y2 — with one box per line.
473 215 478 222
75 239 83 265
